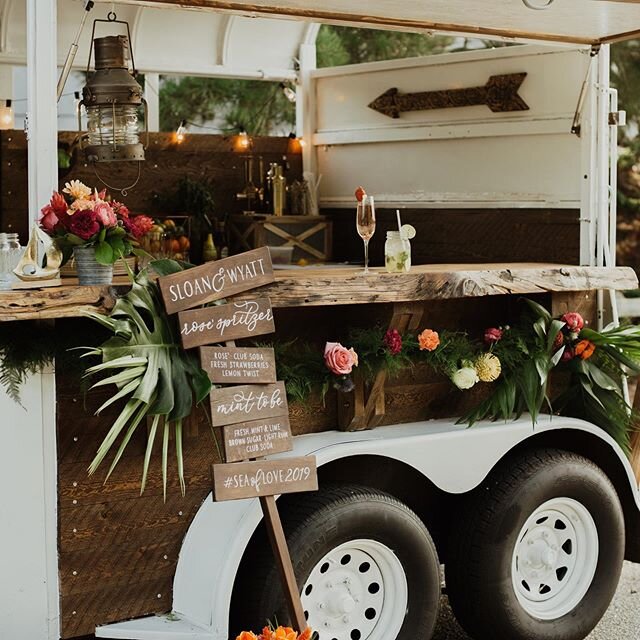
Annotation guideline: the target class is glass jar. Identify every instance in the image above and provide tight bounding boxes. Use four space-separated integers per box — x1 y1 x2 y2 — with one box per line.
385 231 411 273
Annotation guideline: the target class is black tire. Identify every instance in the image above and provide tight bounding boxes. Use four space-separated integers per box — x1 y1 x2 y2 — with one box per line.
241 485 441 640
446 448 625 640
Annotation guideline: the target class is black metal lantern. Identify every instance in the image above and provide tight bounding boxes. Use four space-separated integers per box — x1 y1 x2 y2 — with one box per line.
79 13 147 163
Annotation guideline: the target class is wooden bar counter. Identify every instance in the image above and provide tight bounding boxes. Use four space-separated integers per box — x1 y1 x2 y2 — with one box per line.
0 263 636 321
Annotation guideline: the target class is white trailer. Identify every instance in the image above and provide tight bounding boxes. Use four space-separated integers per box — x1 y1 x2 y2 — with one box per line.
4 2 640 640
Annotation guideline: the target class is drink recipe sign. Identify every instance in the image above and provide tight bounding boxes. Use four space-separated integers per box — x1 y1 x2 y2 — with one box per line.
158 247 316 633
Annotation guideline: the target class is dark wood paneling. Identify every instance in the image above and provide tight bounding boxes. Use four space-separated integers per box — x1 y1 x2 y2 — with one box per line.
322 207 580 266
0 131 302 245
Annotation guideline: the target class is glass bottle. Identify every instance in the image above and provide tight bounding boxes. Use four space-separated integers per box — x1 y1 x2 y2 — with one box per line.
0 233 9 288
272 164 286 216
385 231 411 273
202 233 217 262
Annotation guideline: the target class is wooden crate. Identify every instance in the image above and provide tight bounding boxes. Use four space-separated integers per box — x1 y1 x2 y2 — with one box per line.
228 214 332 263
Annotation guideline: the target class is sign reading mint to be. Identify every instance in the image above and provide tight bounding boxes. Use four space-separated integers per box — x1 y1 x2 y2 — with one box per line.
156 247 316 634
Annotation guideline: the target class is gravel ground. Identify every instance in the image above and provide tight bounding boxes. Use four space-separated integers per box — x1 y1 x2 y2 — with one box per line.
432 562 640 640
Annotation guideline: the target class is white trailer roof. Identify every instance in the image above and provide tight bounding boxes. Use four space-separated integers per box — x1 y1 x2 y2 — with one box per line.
106 0 640 46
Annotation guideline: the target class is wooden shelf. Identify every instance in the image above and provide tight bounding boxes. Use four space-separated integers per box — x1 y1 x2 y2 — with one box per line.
0 264 636 321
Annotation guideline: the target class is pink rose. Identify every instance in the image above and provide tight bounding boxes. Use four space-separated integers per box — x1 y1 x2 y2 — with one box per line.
94 202 117 227
324 342 357 376
484 327 503 344
561 312 584 332
39 205 59 233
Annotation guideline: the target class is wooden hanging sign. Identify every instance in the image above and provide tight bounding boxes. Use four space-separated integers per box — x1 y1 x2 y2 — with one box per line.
210 381 288 428
222 416 293 463
368 72 529 119
158 246 274 314
200 346 277 384
179 298 275 349
212 457 318 501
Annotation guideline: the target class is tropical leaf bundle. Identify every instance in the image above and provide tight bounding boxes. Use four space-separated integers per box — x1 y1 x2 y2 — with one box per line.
80 261 211 497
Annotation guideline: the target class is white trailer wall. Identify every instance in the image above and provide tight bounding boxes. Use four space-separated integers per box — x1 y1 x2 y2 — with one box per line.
311 45 592 210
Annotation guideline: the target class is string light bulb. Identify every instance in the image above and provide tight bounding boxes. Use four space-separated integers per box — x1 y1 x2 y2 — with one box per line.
174 119 187 144
237 127 251 151
0 100 14 130
280 82 297 103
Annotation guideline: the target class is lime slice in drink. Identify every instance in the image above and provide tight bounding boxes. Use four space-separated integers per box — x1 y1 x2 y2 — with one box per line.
400 224 416 239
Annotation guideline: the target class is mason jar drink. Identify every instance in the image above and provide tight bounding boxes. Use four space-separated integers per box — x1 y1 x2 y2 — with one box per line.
385 231 411 273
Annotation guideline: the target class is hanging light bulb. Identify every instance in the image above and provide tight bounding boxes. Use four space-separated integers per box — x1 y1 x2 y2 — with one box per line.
280 82 297 103
0 100 14 130
236 127 251 151
78 14 147 163
174 119 187 144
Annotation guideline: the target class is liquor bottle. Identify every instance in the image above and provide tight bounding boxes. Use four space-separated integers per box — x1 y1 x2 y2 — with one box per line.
202 233 217 262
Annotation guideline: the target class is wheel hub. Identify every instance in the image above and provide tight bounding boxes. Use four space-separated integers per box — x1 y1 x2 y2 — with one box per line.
300 540 408 640
511 497 599 620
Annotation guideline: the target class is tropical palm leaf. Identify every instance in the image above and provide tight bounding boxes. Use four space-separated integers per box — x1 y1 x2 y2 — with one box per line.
80 265 211 497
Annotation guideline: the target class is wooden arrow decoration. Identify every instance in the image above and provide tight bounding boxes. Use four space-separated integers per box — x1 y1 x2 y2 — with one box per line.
368 73 529 119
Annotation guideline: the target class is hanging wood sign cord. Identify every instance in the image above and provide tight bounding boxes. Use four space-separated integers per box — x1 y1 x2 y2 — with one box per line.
158 246 316 633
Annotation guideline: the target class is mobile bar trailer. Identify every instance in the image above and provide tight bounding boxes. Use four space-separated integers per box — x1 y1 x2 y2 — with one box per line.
5 1 640 640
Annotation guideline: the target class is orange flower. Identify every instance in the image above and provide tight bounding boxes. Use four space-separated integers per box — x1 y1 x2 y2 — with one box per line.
418 329 440 352
236 632 258 640
575 339 596 360
298 628 312 640
274 627 297 640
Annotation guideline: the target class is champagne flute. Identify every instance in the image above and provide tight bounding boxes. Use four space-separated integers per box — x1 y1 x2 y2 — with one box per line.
356 195 376 274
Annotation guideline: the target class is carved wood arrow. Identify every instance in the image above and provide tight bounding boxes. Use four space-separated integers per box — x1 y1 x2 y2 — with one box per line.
368 72 529 119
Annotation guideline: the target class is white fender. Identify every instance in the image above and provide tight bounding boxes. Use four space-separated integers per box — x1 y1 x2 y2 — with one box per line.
96 416 639 640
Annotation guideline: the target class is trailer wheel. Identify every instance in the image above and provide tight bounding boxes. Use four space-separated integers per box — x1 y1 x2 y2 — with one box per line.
446 449 625 640
241 485 440 640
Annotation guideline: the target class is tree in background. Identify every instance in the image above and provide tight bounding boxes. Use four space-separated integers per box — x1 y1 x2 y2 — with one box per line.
159 26 453 133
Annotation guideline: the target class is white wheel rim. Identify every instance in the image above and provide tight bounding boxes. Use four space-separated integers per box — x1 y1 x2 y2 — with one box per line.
300 539 408 640
511 497 599 620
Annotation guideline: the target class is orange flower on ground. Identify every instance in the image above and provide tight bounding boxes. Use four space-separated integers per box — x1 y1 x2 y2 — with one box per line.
236 632 258 640
274 627 297 640
298 628 312 640
575 339 596 360
418 329 440 352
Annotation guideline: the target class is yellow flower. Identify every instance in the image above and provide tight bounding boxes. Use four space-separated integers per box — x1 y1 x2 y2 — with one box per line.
63 180 91 200
475 353 502 382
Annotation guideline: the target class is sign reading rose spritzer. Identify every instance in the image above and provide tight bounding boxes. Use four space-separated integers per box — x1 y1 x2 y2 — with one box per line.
158 246 274 314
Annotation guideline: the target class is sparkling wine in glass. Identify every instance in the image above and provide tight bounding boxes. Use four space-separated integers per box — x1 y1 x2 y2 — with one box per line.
356 195 376 274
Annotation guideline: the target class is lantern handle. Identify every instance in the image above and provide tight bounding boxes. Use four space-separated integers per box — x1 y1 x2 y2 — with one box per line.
92 161 142 197
86 13 138 77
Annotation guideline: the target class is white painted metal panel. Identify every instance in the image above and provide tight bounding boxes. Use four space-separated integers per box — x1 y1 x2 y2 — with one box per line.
312 45 589 208
0 372 58 639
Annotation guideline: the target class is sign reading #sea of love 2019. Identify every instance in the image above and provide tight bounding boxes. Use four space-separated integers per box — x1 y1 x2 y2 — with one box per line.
158 246 274 314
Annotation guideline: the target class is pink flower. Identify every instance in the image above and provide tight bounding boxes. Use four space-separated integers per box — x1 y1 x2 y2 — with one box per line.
50 192 67 216
39 205 59 233
484 327 503 344
68 208 100 240
94 202 117 227
561 346 575 362
124 215 153 239
384 329 403 355
112 201 130 220
324 342 358 376
561 312 584 332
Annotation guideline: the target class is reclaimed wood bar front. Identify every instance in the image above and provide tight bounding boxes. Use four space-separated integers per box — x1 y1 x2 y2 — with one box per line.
0 263 636 320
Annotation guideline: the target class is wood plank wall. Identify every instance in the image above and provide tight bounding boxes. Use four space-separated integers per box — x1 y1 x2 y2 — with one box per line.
0 131 302 244
322 207 581 266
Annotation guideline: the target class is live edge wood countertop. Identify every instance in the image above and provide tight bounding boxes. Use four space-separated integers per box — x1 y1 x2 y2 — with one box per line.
0 263 636 322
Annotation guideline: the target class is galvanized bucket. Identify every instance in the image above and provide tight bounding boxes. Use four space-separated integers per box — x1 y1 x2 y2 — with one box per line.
73 246 113 285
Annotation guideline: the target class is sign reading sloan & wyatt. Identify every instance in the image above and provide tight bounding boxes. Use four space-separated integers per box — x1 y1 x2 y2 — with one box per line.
158 246 274 314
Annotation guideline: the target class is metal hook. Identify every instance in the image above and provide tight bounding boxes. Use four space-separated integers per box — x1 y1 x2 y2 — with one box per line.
522 0 555 9
107 11 117 21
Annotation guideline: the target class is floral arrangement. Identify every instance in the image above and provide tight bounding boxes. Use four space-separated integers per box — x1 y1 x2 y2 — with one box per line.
267 299 640 453
236 626 312 640
39 180 153 265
